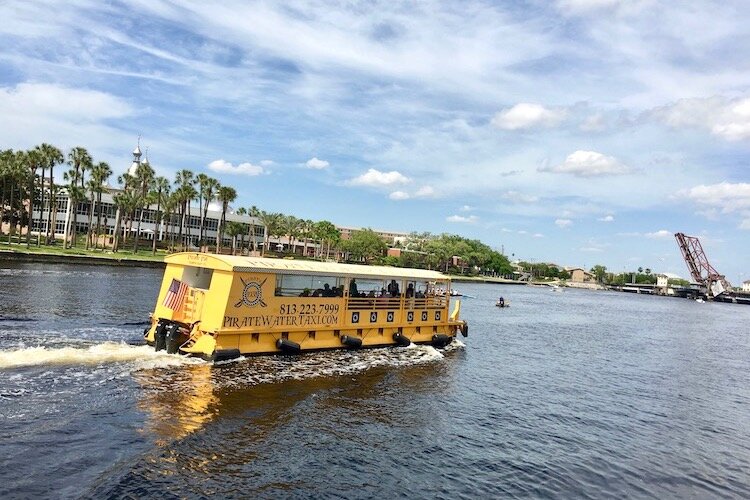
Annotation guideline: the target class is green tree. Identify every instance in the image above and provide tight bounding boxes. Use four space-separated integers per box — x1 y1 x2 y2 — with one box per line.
151 176 170 255
132 160 155 252
313 220 340 260
63 147 92 248
23 148 43 247
344 228 387 263
216 186 237 253
590 264 608 283
39 144 64 244
174 169 195 249
85 161 112 250
197 174 220 246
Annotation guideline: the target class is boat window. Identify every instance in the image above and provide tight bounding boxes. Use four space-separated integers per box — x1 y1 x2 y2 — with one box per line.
182 266 213 289
348 278 384 298
275 274 344 297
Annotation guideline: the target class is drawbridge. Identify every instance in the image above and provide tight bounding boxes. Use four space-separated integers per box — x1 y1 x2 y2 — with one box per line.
674 232 731 298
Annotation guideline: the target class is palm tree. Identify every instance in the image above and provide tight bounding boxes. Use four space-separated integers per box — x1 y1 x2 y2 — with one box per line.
86 162 112 250
235 207 247 253
112 172 135 252
23 148 43 247
3 150 24 244
132 160 155 253
174 169 195 250
283 214 301 254
258 210 280 256
225 221 244 255
300 219 314 257
63 147 92 248
151 176 170 255
215 186 237 253
199 177 220 249
39 144 63 244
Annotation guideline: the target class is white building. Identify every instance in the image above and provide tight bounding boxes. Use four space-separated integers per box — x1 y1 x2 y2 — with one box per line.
742 280 750 293
30 145 265 250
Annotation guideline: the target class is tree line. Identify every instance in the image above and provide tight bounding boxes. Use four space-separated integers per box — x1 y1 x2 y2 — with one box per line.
2 143 516 275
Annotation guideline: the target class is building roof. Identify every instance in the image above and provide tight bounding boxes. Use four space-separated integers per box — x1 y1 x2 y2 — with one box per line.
165 252 448 280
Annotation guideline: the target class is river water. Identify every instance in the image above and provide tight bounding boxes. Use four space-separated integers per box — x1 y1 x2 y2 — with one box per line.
1 262 749 499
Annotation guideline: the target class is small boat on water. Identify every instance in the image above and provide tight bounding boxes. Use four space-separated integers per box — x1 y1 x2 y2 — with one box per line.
144 253 469 361
495 298 510 308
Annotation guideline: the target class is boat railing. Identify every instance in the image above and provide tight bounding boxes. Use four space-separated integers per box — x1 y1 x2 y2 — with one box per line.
346 295 447 310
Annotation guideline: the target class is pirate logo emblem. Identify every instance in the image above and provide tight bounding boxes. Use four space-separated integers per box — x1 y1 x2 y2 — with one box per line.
352 312 360 323
407 311 414 322
235 277 267 308
387 311 394 322
370 312 378 323
421 311 428 321
435 311 441 321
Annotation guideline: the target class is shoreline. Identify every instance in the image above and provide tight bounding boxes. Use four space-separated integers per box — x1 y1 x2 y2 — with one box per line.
0 249 166 268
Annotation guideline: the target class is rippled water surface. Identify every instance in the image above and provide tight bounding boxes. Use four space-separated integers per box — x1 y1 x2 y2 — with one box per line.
2 262 750 499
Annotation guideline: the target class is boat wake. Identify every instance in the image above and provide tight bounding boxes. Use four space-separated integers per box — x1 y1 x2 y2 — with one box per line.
0 342 204 370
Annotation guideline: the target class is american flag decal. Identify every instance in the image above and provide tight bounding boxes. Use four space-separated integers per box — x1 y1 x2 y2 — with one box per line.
163 278 189 310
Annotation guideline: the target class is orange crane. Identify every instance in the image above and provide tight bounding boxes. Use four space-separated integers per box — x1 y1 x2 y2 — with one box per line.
674 232 731 297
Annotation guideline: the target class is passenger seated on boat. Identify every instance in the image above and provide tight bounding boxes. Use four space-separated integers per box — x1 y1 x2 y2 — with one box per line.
312 289 322 297
299 288 311 297
367 290 376 298
336 285 344 297
498 296 505 306
415 291 425 298
322 283 335 297
349 279 358 297
388 279 400 297
405 283 415 298
379 288 388 297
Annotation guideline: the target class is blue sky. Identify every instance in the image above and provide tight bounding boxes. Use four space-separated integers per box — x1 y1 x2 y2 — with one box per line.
1 0 749 282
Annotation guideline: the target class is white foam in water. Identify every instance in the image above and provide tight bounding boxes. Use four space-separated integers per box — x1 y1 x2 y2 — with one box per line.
0 342 204 370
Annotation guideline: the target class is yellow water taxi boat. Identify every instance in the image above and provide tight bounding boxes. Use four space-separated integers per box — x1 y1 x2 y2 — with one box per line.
144 253 468 361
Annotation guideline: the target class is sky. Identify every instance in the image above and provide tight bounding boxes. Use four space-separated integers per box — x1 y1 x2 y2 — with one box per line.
1 0 749 282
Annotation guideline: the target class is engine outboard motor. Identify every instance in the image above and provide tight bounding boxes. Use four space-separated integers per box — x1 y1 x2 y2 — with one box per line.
165 323 189 354
460 322 469 337
154 321 169 352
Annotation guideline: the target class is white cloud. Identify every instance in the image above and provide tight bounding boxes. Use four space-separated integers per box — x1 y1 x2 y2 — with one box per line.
305 157 329 169
447 214 479 223
0 83 135 154
348 168 410 187
555 218 573 228
533 233 545 238
414 185 435 197
208 159 264 176
460 205 474 212
542 150 632 177
645 230 672 239
740 219 750 230
491 103 566 130
389 191 410 200
580 246 604 252
650 96 750 142
676 182 750 213
260 159 274 166
556 0 628 14
0 82 133 120
598 215 615 222
502 190 539 204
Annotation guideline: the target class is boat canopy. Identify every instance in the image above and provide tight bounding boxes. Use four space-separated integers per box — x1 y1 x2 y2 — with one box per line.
164 252 449 281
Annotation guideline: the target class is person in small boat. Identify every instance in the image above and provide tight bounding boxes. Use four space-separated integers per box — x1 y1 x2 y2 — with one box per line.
498 296 505 307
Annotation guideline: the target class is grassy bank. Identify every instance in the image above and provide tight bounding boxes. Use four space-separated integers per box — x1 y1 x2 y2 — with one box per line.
0 238 168 266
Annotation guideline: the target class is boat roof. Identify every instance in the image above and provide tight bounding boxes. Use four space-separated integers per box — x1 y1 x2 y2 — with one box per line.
165 252 449 280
